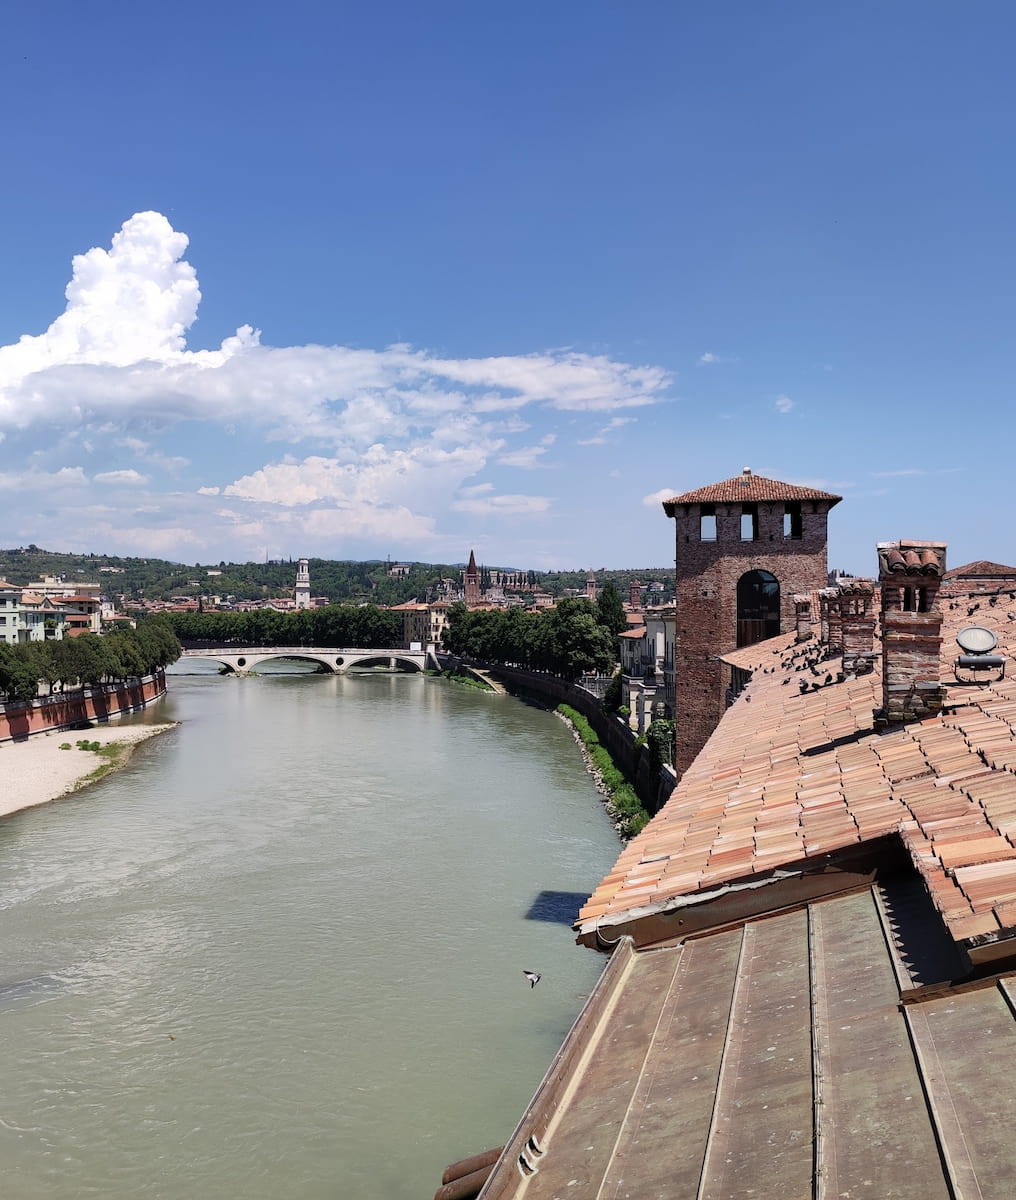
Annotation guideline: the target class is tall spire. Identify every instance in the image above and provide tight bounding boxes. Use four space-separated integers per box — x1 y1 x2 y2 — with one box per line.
464 549 481 607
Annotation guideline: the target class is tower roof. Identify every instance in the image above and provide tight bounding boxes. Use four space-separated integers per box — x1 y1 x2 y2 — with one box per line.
663 467 842 512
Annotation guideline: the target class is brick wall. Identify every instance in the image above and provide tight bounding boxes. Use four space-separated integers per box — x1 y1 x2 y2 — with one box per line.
669 499 834 775
879 611 946 723
839 580 877 674
0 672 167 742
876 541 947 725
794 594 813 642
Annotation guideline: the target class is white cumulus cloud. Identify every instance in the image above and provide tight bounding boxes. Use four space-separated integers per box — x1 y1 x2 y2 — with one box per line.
0 212 674 561
94 469 148 485
642 487 677 507
452 493 552 516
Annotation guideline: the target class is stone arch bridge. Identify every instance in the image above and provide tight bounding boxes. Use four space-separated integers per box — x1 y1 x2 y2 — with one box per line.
178 646 436 674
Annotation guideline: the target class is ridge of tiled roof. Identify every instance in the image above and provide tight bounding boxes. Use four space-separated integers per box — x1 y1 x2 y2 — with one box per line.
577 596 1016 961
944 560 1016 579
663 468 842 508
719 629 799 671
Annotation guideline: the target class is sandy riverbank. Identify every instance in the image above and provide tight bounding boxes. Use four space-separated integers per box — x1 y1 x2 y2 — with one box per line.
0 724 177 819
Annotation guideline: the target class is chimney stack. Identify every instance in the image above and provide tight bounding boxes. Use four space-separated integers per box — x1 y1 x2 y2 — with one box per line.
819 587 843 653
876 540 947 726
794 593 813 642
839 579 876 674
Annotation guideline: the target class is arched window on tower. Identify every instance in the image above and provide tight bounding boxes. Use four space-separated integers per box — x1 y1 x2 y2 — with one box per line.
736 570 781 647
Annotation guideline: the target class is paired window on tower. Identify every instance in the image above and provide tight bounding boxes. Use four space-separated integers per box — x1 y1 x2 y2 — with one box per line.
697 502 804 542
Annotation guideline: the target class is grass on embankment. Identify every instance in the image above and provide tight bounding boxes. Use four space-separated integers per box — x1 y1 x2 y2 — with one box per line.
556 705 650 840
424 668 495 692
59 739 132 785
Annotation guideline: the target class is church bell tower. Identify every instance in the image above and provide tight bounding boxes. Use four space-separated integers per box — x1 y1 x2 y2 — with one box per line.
295 558 311 610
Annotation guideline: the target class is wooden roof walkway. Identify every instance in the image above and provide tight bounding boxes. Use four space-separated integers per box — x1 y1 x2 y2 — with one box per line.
478 883 1016 1199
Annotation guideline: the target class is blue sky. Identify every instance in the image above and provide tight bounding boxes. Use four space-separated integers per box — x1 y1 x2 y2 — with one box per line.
1 1 1014 574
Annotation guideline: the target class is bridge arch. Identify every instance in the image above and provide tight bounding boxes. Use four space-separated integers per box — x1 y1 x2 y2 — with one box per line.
345 654 424 674
176 646 432 675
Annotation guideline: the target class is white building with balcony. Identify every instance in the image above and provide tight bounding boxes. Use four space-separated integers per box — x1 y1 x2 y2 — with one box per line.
618 608 674 733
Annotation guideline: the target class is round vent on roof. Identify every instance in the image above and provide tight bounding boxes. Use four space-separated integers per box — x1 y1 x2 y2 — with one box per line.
956 625 998 655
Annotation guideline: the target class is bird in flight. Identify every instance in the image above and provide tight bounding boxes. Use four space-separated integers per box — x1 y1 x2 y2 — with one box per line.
523 971 541 988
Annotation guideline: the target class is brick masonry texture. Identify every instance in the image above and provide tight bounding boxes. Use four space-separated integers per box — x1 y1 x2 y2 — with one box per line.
0 672 167 741
877 540 947 724
669 489 836 776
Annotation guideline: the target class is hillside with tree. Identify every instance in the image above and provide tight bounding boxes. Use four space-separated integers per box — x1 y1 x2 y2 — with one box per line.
0 547 674 606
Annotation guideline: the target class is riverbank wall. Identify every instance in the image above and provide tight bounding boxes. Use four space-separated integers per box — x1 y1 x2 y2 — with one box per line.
0 672 167 743
487 667 677 816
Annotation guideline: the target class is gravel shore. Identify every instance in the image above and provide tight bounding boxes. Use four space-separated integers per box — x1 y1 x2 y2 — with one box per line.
0 724 176 819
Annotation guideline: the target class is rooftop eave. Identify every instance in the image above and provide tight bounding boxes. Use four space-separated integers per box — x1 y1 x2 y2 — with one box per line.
576 837 900 951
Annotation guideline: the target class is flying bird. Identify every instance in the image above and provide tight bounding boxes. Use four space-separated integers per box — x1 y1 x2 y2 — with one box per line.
523 971 541 988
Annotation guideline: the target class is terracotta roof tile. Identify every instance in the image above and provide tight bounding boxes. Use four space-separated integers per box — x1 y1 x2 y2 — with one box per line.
576 594 1016 956
662 469 842 508
944 560 1016 579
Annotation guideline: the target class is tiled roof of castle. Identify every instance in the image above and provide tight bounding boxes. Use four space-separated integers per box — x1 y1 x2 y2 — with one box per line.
662 468 842 508
577 582 1016 958
945 560 1016 579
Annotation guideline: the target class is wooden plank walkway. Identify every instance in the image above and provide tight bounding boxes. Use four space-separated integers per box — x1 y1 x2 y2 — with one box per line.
482 887 1016 1200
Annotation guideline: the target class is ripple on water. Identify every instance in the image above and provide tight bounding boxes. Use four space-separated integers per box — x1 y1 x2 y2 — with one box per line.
0 673 620 1200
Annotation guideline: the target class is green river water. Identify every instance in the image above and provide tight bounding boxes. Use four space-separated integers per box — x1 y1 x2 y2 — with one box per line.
0 667 620 1199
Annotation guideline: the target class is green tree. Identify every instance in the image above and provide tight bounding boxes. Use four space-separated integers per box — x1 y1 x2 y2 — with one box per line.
535 598 616 680
0 646 41 703
596 581 628 638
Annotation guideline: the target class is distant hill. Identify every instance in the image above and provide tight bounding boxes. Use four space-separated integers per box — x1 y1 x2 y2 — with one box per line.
0 547 673 605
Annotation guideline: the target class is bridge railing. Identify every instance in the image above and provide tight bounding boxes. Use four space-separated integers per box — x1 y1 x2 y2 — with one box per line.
179 645 419 655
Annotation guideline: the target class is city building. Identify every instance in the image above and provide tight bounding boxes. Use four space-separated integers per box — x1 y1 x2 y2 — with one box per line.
53 595 101 636
617 608 674 732
0 579 22 644
389 601 449 649
24 574 102 601
0 581 68 642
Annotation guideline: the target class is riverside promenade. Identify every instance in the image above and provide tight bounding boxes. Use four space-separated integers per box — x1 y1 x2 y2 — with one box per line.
0 672 168 743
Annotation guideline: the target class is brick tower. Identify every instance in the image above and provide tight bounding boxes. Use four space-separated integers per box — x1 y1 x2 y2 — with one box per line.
663 468 841 776
463 550 481 607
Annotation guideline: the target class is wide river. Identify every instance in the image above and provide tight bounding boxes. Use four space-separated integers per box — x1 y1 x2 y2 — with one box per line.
0 666 621 1199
